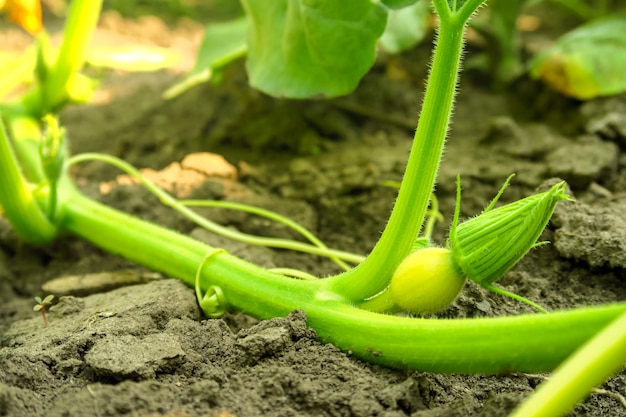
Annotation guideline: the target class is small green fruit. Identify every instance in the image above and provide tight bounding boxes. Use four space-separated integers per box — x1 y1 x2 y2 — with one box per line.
389 247 466 315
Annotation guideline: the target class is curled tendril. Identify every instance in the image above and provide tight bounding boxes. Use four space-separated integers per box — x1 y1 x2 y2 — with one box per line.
195 248 229 318
198 285 229 319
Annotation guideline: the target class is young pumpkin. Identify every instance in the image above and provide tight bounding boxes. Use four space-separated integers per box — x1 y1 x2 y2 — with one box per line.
389 247 465 315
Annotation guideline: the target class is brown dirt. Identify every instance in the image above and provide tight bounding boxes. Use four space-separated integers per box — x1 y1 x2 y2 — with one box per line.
1 7 626 417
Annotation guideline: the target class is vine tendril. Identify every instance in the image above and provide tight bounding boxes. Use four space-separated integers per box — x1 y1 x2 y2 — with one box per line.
195 248 229 318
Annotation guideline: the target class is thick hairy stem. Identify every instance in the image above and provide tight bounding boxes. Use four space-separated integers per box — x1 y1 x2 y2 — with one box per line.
324 7 469 301
55 184 626 373
0 119 56 244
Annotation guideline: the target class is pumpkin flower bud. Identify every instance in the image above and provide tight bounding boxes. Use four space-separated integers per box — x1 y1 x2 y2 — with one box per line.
449 180 571 287
40 115 67 184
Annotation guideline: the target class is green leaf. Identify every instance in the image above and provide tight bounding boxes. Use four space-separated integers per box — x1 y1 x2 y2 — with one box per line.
381 0 420 9
35 32 53 84
379 0 431 54
164 17 248 99
529 15 626 100
446 0 471 11
241 0 388 98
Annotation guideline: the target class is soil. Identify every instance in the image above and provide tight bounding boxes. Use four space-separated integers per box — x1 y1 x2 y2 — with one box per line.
1 6 626 417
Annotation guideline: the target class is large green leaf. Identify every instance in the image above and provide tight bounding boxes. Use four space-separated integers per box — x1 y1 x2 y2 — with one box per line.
530 15 626 100
381 0 420 9
379 0 431 54
241 0 387 98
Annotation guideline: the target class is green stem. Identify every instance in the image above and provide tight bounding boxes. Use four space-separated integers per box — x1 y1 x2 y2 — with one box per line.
511 311 626 417
67 153 364 264
324 0 484 301
7 116 46 182
54 182 626 373
0 119 57 244
7 0 102 184
22 0 102 116
48 181 58 220
484 284 548 314
180 200 354 270
45 0 102 106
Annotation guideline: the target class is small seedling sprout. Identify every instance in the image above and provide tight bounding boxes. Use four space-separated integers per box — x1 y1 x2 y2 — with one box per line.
33 295 54 326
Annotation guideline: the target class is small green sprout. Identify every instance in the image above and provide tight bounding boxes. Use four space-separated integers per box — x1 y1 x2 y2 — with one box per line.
33 294 54 326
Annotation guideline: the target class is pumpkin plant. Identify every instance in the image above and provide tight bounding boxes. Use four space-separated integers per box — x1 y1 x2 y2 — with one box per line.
1 1 625 416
